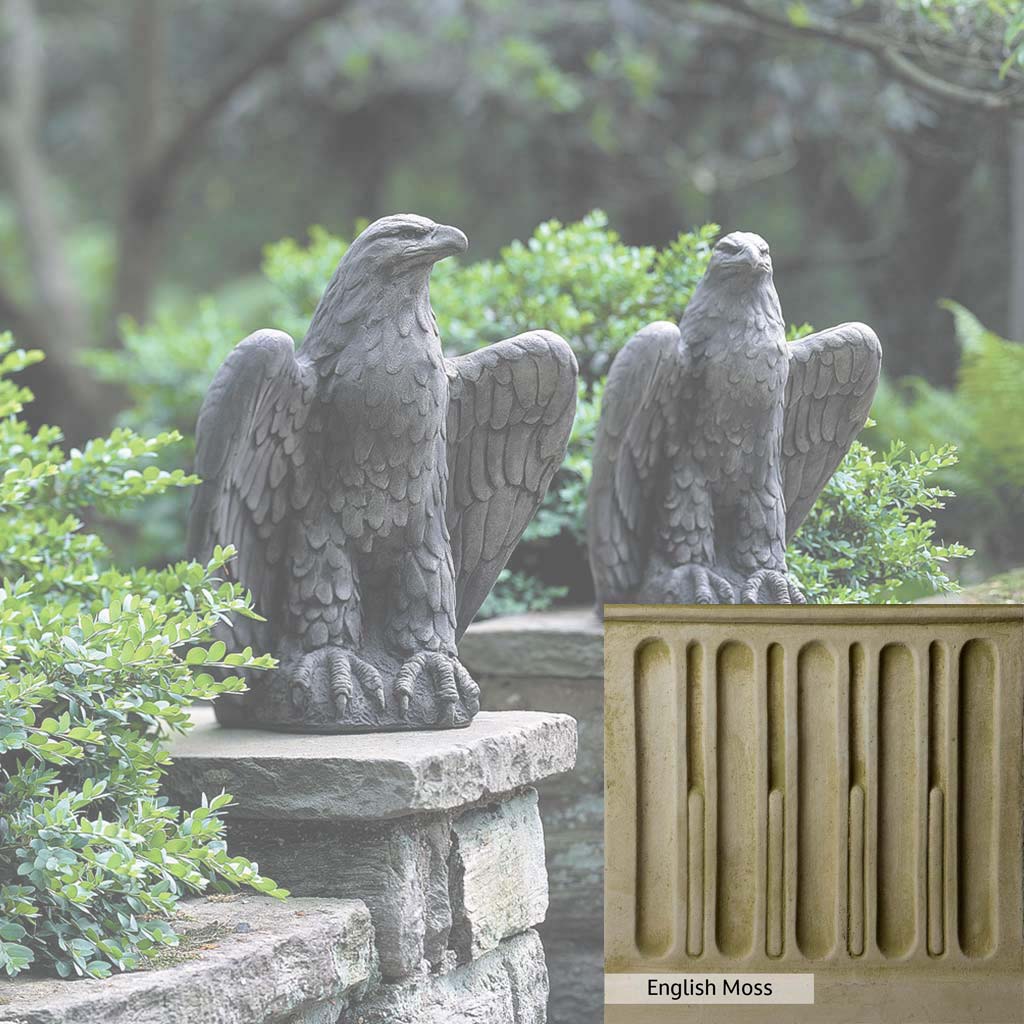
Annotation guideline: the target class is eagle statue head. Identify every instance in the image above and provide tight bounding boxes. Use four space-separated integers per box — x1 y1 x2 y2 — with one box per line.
707 231 773 280
683 229 783 328
303 214 469 354
344 214 469 273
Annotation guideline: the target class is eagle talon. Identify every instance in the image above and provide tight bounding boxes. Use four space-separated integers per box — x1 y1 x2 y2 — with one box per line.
394 651 479 725
284 647 384 720
647 563 736 605
741 569 805 605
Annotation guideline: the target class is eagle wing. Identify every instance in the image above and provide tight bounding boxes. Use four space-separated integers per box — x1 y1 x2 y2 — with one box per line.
445 331 578 638
186 329 317 648
782 322 882 542
586 321 685 605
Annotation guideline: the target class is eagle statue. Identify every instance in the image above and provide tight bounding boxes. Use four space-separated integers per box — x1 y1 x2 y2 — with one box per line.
188 214 578 732
587 230 881 606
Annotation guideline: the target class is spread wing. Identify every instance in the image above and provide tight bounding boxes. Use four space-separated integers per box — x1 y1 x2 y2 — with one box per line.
186 329 317 647
783 322 882 542
586 321 685 605
445 331 578 638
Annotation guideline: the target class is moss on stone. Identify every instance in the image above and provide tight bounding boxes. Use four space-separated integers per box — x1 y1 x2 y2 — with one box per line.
140 919 234 972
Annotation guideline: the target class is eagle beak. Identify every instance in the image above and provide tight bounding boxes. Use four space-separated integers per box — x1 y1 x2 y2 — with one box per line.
427 223 469 258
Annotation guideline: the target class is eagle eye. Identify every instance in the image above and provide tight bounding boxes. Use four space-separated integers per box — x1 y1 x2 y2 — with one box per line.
717 239 742 255
394 225 425 241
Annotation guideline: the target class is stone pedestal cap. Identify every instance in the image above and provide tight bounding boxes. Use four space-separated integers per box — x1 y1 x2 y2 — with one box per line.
164 708 577 821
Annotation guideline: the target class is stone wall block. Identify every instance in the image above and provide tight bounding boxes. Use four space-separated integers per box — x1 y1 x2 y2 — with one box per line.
225 817 451 980
458 608 604 680
449 789 549 962
341 930 548 1024
415 817 455 970
163 706 576 1007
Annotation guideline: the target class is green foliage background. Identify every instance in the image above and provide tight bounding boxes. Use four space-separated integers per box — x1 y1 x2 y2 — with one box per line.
872 302 1024 572
0 338 285 980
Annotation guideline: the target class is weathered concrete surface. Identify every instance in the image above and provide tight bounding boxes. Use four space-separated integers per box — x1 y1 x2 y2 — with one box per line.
165 708 576 821
0 896 374 1024
449 789 548 961
342 930 547 1024
461 607 603 1024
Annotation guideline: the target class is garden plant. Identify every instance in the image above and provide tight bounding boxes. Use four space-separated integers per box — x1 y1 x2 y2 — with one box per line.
873 302 1024 575
0 337 285 980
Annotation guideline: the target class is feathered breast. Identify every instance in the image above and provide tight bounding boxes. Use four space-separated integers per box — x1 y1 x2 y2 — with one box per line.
312 319 449 547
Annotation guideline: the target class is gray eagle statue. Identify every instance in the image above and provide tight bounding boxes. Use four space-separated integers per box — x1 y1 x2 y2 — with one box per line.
188 214 577 732
587 230 881 606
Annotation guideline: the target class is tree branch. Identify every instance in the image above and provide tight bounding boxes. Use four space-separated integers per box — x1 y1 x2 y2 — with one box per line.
693 0 1024 115
127 0 352 219
110 0 352 326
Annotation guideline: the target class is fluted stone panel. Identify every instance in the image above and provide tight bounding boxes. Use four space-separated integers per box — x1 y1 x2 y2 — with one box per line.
605 605 1023 997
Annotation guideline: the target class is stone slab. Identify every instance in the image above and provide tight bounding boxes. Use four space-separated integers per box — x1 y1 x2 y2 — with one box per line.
341 929 547 1024
0 896 374 1024
164 707 577 822
449 789 549 961
460 606 602 679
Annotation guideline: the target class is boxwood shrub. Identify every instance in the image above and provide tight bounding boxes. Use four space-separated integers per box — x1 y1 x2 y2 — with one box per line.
0 337 284 979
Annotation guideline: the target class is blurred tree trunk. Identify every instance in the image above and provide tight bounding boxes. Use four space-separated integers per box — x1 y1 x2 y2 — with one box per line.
2 0 352 437
0 0 104 441
885 118 975 383
1010 120 1024 342
111 0 167 328
793 121 973 385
